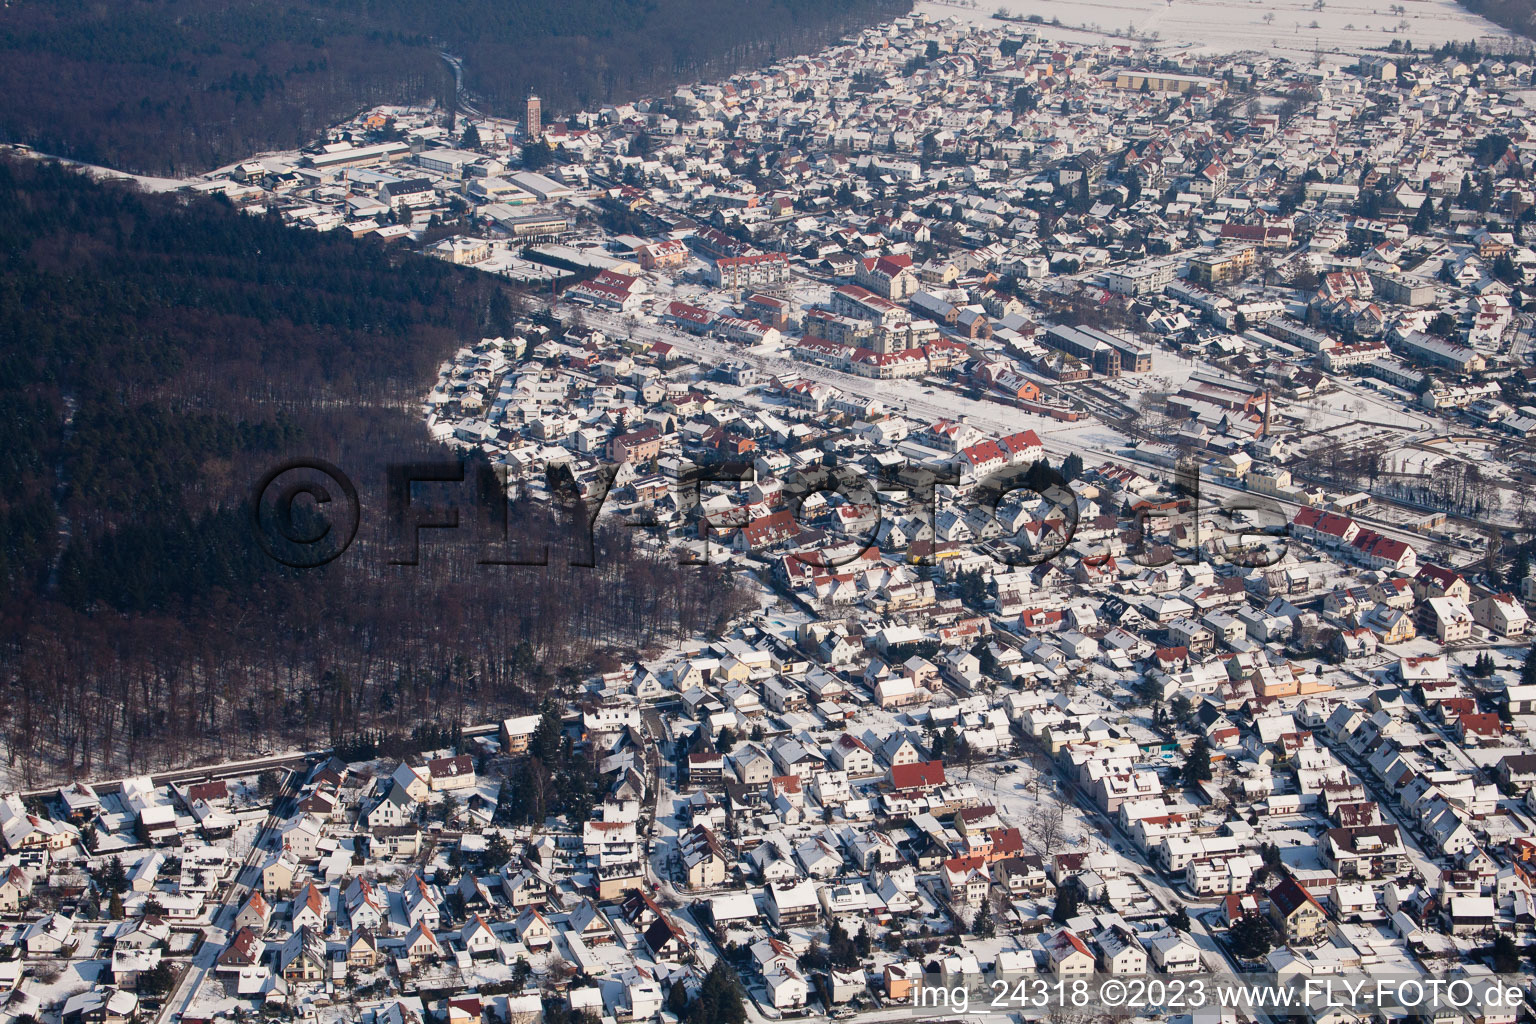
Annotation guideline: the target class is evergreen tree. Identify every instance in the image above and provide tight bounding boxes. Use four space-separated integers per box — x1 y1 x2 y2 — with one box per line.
688 961 747 1024
828 920 860 968
1460 173 1477 208
1052 881 1081 923
1412 196 1434 234
1230 914 1275 958
523 140 554 170
935 725 959 759
530 701 563 762
667 980 690 1017
103 856 128 894
1494 253 1520 285
957 735 975 777
1182 737 1213 785
140 960 175 995
957 568 989 607
1493 933 1519 974
483 830 513 869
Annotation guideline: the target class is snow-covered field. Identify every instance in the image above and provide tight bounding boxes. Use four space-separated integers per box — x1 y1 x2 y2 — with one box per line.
918 0 1518 60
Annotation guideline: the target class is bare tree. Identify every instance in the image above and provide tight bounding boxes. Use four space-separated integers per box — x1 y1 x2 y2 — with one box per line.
1028 801 1067 853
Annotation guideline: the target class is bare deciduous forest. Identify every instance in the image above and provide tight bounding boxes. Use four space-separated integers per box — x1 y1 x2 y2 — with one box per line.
0 158 752 786
0 0 910 174
1454 0 1536 41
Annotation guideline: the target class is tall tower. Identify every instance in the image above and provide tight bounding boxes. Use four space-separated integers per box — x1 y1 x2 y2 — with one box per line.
525 94 542 144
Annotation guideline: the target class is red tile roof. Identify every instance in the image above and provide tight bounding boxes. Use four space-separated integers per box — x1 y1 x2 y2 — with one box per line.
890 759 946 791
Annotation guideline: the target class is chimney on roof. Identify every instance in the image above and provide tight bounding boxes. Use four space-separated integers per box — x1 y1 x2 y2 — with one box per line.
1262 389 1272 437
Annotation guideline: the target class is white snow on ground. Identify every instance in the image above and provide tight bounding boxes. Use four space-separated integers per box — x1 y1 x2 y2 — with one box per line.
48 157 188 193
919 0 1518 60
